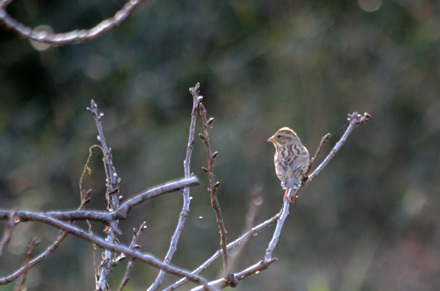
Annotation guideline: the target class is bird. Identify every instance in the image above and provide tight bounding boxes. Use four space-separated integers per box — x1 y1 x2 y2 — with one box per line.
268 127 310 200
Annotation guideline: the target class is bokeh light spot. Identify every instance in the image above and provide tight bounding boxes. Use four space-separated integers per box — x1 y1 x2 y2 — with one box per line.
358 0 382 12
29 25 53 51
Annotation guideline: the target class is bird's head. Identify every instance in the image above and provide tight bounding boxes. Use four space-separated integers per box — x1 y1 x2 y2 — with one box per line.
267 127 299 147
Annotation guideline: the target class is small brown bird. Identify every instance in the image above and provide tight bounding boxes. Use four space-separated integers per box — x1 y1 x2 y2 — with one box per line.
268 127 310 200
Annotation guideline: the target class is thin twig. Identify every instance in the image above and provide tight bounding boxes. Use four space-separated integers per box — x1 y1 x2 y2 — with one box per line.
0 214 210 286
0 212 18 258
307 133 332 176
117 222 148 291
191 258 277 291
164 210 280 291
199 102 229 276
16 238 39 291
87 100 120 213
0 189 92 285
0 231 73 285
87 100 122 291
148 83 203 291
309 112 371 181
0 0 146 45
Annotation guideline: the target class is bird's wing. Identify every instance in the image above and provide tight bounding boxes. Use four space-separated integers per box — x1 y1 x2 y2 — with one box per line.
291 155 309 172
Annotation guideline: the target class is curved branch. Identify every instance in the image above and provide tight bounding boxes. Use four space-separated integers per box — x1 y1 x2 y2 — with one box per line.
117 176 199 218
0 176 199 224
0 0 146 45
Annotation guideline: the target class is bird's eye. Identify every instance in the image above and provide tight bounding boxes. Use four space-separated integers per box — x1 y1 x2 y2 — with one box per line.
276 135 281 139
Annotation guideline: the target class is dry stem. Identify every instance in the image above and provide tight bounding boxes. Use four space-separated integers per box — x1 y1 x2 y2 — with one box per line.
0 212 17 258
199 102 229 276
16 238 38 291
0 187 91 285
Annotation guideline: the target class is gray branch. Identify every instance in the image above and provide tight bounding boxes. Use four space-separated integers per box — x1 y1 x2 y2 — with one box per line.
0 214 210 286
0 0 146 45
148 83 203 291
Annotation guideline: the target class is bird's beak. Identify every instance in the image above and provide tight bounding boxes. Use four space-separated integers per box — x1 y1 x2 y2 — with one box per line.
267 136 275 143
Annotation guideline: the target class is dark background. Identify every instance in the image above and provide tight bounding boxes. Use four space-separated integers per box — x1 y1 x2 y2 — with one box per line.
1 0 440 290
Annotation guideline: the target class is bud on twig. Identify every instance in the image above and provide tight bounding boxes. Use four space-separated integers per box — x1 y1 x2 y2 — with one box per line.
212 151 218 159
202 167 209 173
207 117 214 126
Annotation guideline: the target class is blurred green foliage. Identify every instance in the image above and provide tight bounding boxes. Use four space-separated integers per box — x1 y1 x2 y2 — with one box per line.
1 0 440 290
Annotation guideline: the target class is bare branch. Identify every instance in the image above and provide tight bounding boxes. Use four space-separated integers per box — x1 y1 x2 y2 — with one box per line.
87 100 122 291
148 83 203 291
309 112 371 181
117 222 148 291
0 176 199 225
164 210 280 291
264 195 290 261
0 230 66 285
117 176 199 219
0 188 92 285
16 238 39 291
0 209 111 223
0 214 210 286
0 0 146 45
0 212 18 258
191 259 277 291
199 102 229 276
308 133 332 175
86 100 120 207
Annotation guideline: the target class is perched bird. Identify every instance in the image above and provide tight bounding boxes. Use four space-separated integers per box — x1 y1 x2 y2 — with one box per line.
268 127 310 200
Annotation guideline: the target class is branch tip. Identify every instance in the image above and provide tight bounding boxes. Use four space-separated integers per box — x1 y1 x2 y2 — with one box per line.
348 112 371 126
